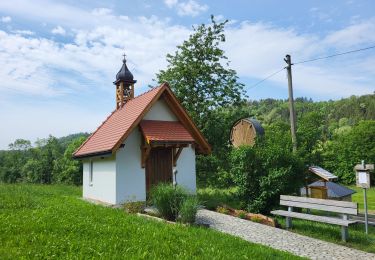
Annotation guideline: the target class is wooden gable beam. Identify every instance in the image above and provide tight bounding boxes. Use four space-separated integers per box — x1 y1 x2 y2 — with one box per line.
161 88 211 154
173 147 184 167
141 144 151 168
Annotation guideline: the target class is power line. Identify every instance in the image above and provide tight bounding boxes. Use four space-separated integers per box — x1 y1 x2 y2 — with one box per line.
293 45 375 65
246 44 375 90
247 67 285 90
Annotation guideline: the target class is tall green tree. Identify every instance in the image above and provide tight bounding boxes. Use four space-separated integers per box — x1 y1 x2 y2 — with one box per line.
0 139 31 182
156 15 245 136
27 136 63 184
322 120 375 184
52 136 86 185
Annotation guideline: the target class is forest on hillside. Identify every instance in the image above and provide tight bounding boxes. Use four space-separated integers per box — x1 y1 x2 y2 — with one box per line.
0 93 374 188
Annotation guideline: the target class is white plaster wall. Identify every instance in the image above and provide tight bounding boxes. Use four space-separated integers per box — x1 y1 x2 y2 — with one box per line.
82 156 117 204
82 97 197 205
116 129 146 203
143 99 177 121
175 145 196 193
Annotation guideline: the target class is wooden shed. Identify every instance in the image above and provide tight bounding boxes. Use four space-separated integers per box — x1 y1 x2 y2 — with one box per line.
230 118 264 148
301 166 356 201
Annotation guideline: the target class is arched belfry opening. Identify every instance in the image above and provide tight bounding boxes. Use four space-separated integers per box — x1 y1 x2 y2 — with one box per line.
113 54 137 109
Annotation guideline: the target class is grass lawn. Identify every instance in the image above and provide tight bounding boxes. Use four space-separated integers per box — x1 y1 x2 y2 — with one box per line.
197 187 241 210
0 184 302 259
349 186 375 214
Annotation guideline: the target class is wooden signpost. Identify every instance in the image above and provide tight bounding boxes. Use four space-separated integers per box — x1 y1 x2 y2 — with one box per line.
355 161 373 234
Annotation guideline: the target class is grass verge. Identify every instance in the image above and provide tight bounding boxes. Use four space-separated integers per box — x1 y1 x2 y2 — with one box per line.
349 186 375 214
197 187 241 210
0 184 301 259
275 216 375 253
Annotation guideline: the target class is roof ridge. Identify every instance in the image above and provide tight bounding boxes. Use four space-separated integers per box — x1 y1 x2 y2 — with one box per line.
115 84 165 113
73 84 166 156
127 83 164 102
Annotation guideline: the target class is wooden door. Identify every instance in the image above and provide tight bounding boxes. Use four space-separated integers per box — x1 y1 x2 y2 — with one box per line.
146 147 173 196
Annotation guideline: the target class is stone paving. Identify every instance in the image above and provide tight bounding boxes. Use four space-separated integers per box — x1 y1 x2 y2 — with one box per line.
196 209 375 260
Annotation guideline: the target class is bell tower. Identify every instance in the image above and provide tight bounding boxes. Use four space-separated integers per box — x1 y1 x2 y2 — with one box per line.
113 54 137 109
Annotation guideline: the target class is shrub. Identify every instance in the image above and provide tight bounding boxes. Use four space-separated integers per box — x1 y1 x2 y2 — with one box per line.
216 206 229 214
150 183 187 221
237 210 247 219
322 120 375 184
179 196 199 224
123 201 145 214
230 128 304 214
250 215 263 223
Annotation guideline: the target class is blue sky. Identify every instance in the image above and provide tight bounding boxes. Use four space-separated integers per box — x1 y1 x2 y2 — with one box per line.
0 0 374 149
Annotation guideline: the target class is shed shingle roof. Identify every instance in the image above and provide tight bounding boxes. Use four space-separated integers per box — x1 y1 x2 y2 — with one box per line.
73 83 210 158
140 120 194 143
300 181 356 198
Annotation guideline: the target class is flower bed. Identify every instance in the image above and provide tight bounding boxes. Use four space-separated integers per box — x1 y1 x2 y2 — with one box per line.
216 205 278 227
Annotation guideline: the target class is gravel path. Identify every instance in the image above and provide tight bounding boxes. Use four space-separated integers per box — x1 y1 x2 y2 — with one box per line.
196 209 375 260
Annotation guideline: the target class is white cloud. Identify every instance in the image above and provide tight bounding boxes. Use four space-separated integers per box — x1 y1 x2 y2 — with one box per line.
224 20 375 98
0 14 190 97
51 25 66 35
164 0 178 8
1 16 11 23
164 0 208 17
0 0 374 148
324 18 375 47
91 8 112 16
11 30 34 35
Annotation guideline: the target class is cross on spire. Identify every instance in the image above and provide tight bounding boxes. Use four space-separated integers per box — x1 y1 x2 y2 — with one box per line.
122 52 127 63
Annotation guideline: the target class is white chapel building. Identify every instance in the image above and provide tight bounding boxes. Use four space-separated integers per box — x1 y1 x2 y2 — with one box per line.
73 57 211 205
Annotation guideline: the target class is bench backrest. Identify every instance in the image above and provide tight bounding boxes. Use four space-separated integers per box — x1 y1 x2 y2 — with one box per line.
280 195 358 215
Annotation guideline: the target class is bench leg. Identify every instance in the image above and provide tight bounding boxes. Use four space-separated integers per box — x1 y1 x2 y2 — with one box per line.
286 206 293 229
341 226 348 242
286 217 292 229
341 214 348 242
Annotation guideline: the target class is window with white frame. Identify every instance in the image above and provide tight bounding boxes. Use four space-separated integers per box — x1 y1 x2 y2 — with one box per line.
89 160 93 186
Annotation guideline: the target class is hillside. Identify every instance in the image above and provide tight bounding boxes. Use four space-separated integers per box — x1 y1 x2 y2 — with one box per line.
0 94 374 187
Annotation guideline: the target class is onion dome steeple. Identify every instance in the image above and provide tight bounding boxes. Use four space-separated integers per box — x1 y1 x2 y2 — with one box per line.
114 55 137 85
114 54 137 109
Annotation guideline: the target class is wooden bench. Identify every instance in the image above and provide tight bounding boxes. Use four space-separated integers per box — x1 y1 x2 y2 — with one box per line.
271 195 358 242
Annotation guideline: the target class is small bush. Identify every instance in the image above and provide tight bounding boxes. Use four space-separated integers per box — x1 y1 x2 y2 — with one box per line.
250 215 263 223
216 206 229 214
150 183 187 221
179 196 199 224
123 201 145 214
237 210 247 219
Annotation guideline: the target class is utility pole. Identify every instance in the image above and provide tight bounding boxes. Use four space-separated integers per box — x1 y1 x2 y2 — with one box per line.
284 54 297 153
362 160 369 235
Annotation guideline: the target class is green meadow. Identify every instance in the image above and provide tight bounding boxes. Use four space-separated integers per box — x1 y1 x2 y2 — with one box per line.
0 184 301 259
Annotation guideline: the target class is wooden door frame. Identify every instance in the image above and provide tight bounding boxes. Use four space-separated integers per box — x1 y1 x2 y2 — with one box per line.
145 147 173 197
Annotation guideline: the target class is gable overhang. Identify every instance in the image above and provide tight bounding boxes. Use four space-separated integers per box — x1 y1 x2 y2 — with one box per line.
111 83 211 155
73 150 112 160
73 82 211 159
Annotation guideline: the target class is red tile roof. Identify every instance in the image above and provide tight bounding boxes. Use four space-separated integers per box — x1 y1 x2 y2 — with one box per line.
140 120 194 143
74 85 165 158
73 83 211 158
